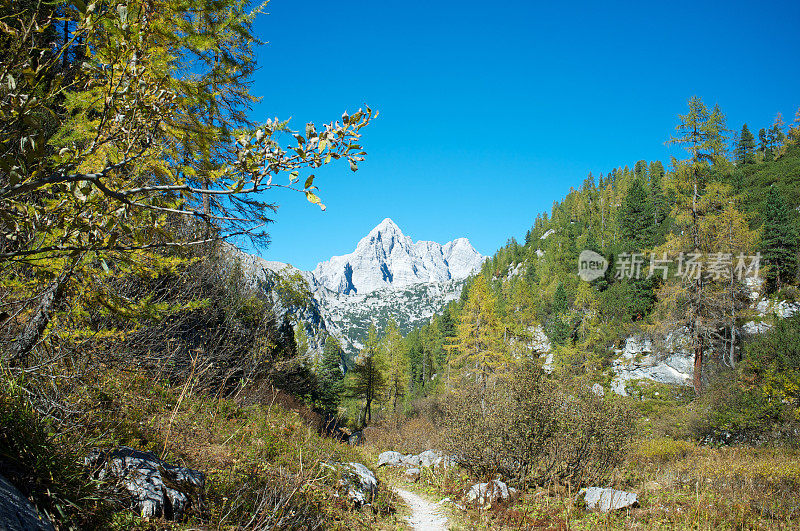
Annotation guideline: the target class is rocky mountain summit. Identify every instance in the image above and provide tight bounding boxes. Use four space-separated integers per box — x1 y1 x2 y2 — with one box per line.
229 219 486 356
311 218 484 295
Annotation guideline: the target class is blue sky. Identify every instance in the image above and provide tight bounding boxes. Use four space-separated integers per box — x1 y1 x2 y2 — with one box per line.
244 0 800 271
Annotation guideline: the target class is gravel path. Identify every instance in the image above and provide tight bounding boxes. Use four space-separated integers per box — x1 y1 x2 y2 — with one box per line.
394 487 449 531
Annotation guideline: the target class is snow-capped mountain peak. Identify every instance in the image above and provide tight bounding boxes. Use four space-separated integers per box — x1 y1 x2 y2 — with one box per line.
311 218 485 295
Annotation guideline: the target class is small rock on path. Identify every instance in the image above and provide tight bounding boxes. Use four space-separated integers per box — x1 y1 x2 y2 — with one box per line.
394 487 449 531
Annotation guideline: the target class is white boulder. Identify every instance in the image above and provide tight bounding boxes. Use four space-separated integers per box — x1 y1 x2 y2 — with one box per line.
377 451 403 467
466 479 512 505
579 487 638 512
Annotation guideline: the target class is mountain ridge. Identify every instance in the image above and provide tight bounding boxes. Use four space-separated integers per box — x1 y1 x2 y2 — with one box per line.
310 218 485 295
232 218 486 355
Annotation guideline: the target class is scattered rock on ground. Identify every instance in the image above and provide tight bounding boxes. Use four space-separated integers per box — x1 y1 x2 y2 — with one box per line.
579 487 639 512
377 451 403 467
404 468 421 482
592 383 605 397
466 479 512 505
0 474 54 531
377 449 454 471
85 446 205 520
417 449 437 468
402 454 422 467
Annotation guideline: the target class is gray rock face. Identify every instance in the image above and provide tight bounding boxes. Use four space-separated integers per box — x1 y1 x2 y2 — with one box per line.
756 298 800 319
312 218 485 295
579 487 638 512
85 447 205 520
401 454 422 467
611 335 693 396
417 450 438 468
0 474 54 531
466 479 512 505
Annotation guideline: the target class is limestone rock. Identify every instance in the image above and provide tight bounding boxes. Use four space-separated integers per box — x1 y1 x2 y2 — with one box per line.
377 450 403 467
466 479 511 505
417 449 439 468
85 447 205 520
312 218 485 295
579 487 638 512
401 454 422 467
342 462 378 506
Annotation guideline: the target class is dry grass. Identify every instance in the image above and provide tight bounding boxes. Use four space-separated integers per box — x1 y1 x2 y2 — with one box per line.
3 366 402 529
362 416 443 455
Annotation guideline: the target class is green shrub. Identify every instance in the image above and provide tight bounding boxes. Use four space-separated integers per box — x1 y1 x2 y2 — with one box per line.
704 315 800 444
441 361 634 488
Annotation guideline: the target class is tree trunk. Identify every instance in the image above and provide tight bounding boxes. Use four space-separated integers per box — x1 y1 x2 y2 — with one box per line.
692 337 703 395
8 267 73 365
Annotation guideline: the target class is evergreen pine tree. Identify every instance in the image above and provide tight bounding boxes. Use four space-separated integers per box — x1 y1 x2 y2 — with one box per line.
735 124 756 165
634 160 648 181
759 128 773 162
649 161 667 227
618 177 656 251
760 186 799 293
318 336 345 416
348 325 387 424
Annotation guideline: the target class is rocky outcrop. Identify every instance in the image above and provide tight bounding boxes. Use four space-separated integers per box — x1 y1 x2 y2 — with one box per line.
226 219 485 355
611 336 693 396
0 474 54 531
755 298 800 319
377 451 403 467
578 487 638 512
85 447 205 520
319 279 469 353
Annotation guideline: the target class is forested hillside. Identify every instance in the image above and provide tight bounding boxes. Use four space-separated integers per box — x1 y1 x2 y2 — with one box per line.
389 100 800 416
335 102 800 529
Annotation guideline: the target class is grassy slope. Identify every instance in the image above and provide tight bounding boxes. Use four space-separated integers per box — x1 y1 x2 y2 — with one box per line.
2 367 410 529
